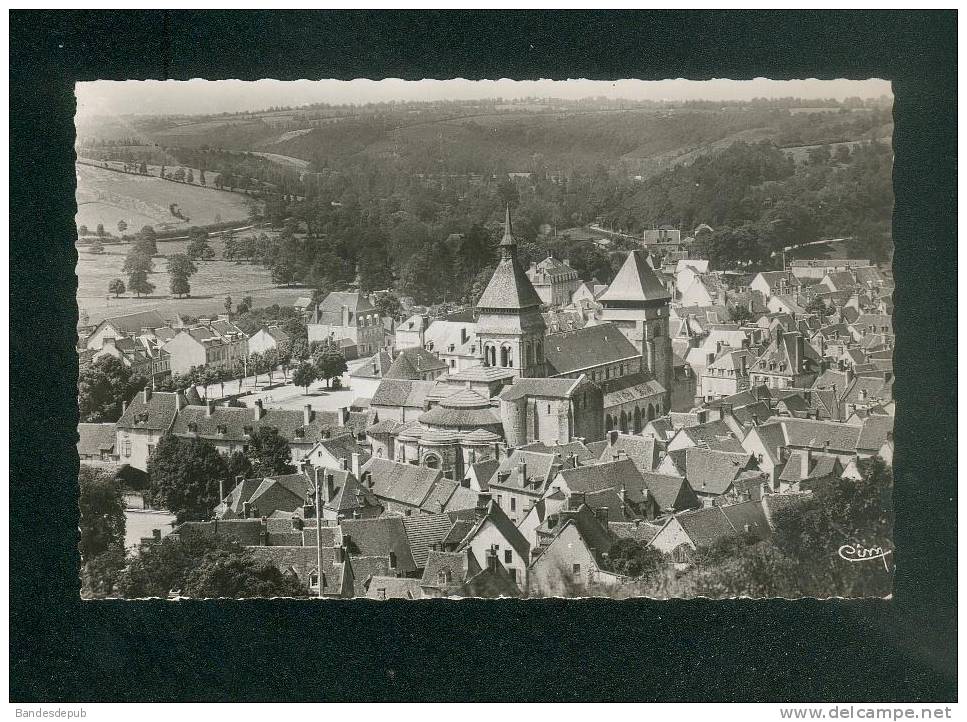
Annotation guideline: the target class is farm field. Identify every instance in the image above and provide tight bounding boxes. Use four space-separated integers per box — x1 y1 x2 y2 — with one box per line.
75 162 258 233
76 239 309 325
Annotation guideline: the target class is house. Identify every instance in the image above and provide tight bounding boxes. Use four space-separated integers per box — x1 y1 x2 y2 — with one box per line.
675 260 710 300
788 257 871 281
649 499 770 561
348 349 396 399
358 458 476 516
747 330 822 390
596 431 661 474
341 516 419 576
383 347 448 382
395 313 430 350
453 492 531 591
744 417 862 473
658 447 757 505
370 378 437 422
250 543 354 597
700 348 754 401
680 273 727 308
516 490 568 549
819 271 860 294
527 500 624 598
302 433 371 475
666 418 745 453
423 319 480 372
526 256 581 307
247 325 290 355
162 319 249 377
84 308 171 350
544 323 642 382
750 271 801 301
365 577 425 600
92 336 171 386
547 459 654 520
856 414 894 462
115 388 184 471
486 448 570 524
776 450 843 493
418 548 520 598
308 291 383 358
642 226 681 245
171 401 366 466
77 423 119 464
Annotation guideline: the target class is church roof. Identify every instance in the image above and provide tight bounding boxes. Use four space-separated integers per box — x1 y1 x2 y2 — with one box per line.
476 207 544 311
598 249 671 304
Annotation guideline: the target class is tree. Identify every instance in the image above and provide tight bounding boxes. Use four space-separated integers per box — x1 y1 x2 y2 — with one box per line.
123 248 153 275
225 450 253 484
135 226 158 256
247 427 295 477
199 169 206 185
147 435 228 522
117 220 128 234
237 295 254 315
78 465 126 562
313 349 348 389
224 296 233 315
96 223 106 237
108 278 126 297
186 169 194 184
116 533 240 598
78 224 89 236
78 355 145 422
248 351 264 385
263 348 279 384
600 538 665 578
128 270 155 298
81 545 126 599
374 291 402 320
186 228 214 260
173 167 186 182
166 253 198 298
291 362 318 395
183 549 309 598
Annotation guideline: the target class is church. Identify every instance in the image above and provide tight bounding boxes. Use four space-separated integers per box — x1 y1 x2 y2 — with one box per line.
365 207 674 479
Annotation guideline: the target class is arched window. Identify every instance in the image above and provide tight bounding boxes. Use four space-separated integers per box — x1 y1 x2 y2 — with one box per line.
536 341 543 361
485 344 496 367
500 345 512 368
619 410 629 433
647 403 655 421
605 415 614 432
526 342 534 365
424 453 441 469
633 407 642 433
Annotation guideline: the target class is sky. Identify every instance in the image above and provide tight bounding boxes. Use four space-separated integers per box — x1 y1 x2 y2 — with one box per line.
75 78 892 118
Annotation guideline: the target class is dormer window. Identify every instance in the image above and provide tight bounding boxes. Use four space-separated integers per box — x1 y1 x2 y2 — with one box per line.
216 424 227 435
295 427 305 439
243 425 253 435
187 422 198 433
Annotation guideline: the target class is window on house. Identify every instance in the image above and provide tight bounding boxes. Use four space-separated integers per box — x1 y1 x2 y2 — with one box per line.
496 495 502 507
309 572 319 589
504 550 512 564
122 439 131 458
510 498 516 512
508 568 517 582
147 444 155 457
572 563 581 575
377 588 386 600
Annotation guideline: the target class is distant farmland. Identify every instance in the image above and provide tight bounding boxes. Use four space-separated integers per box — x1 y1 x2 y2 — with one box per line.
75 163 259 233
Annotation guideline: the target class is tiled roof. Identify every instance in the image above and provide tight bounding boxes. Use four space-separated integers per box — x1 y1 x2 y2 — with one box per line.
341 516 417 573
349 555 392 597
365 576 424 600
489 450 563 494
461 499 530 561
384 347 448 380
402 513 457 568
317 291 374 316
77 423 116 456
720 499 771 540
171 404 365 445
420 550 475 595
674 506 737 548
640 472 700 512
598 250 671 304
557 459 648 505
352 350 395 379
476 228 545 311
519 440 595 463
116 391 181 431
543 323 640 375
598 434 659 473
95 308 169 336
371 378 435 408
682 448 753 495
678 419 742 451
311 433 372 468
857 414 894 452
249 545 347 596
360 458 442 509
497 377 582 401
609 520 664 545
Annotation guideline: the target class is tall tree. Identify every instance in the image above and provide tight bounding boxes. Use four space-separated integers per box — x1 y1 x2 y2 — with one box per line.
291 362 318 395
78 465 126 562
127 270 155 298
78 355 145 422
247 427 295 477
313 349 348 389
108 278 126 298
182 550 309 598
186 227 214 260
147 435 228 522
166 253 198 298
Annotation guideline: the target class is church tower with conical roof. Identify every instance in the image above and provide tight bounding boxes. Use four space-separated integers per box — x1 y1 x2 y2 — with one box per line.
474 207 547 378
598 249 673 408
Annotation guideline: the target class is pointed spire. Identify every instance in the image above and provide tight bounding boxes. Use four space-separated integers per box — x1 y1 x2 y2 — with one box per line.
499 205 515 256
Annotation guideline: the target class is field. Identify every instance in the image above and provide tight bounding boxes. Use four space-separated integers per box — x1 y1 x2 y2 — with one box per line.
75 163 257 233
77 237 309 325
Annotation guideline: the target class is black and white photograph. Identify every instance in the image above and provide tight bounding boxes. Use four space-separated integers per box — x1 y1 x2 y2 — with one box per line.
74 76 898 601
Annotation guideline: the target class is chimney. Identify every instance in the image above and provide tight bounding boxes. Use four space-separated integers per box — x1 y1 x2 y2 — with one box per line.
341 304 349 327
152 528 161 541
800 449 811 479
334 545 344 563
326 472 336 502
822 440 830 455
304 404 313 426
570 491 586 509
751 414 759 427
142 385 152 403
253 399 265 420
219 477 227 501
206 399 216 416
351 452 361 478
338 407 349 426
121 400 128 414
609 430 619 445
291 514 304 531
242 500 251 519
475 492 492 518
568 452 578 469
485 546 497 571
517 458 527 483
594 506 609 526
175 393 184 411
